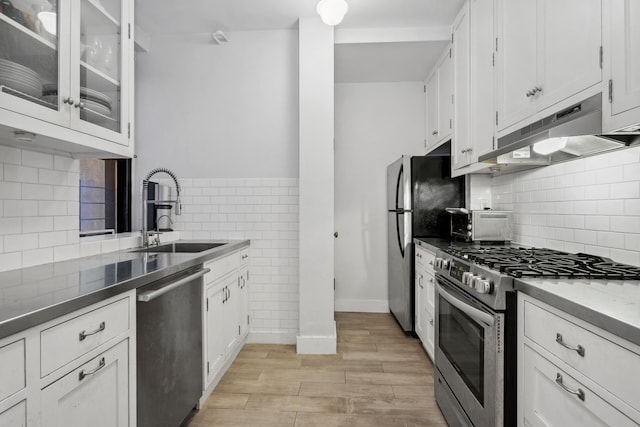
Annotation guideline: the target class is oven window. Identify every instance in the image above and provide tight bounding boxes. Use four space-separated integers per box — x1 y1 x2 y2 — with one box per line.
439 295 485 404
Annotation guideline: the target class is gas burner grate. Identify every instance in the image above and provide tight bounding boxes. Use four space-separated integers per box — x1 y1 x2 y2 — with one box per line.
444 246 640 280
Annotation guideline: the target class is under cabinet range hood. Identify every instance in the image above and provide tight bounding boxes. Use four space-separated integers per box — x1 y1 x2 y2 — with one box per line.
479 93 640 169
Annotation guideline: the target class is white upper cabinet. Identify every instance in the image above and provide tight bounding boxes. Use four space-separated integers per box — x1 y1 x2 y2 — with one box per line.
496 0 602 133
438 49 454 145
452 2 471 170
603 0 640 132
426 72 440 149
452 0 497 173
469 0 496 162
425 46 453 151
0 0 133 156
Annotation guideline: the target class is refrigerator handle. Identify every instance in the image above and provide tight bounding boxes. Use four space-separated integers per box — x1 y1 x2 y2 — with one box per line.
396 212 405 258
395 164 403 211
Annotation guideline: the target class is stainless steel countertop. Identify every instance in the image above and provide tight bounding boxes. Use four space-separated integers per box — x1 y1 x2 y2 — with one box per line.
0 240 250 340
515 278 640 348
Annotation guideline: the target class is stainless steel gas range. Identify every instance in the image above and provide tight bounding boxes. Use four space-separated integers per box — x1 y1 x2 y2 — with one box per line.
432 245 640 427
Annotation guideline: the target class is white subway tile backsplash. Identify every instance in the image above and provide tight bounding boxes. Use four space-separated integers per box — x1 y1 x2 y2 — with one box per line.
169 177 300 342
4 233 39 251
22 184 53 200
22 247 53 267
489 147 640 266
0 182 22 199
0 146 21 165
38 200 67 216
4 164 38 183
610 181 640 199
22 217 54 233
610 216 640 233
4 200 38 217
21 150 53 169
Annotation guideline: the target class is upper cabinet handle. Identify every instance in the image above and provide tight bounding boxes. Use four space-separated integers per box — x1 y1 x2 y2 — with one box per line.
556 333 585 357
432 130 438 135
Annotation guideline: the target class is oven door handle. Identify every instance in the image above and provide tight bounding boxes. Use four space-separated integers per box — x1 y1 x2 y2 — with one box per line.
438 285 495 326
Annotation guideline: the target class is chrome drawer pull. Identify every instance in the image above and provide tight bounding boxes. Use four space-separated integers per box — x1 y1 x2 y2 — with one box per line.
79 321 106 341
556 333 585 357
79 357 106 381
555 373 585 401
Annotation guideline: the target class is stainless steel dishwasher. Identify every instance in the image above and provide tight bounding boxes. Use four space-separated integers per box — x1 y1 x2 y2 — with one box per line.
136 265 209 427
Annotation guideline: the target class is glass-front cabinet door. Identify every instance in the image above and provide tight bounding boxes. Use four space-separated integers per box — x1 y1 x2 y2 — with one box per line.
71 0 129 145
0 0 130 146
0 0 69 125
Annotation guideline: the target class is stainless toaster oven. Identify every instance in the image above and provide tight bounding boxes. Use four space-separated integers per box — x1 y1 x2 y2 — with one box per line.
446 208 513 242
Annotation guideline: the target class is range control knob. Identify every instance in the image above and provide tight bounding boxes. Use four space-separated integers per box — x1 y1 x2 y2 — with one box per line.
434 257 442 269
475 279 494 294
441 258 450 269
461 272 473 286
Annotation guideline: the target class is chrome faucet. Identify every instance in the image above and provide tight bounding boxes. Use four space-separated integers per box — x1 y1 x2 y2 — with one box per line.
142 168 182 248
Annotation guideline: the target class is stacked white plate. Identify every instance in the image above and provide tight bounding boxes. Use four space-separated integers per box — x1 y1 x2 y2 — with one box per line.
0 59 43 98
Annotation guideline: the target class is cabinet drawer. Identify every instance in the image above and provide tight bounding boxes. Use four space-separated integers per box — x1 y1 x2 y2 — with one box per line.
205 252 241 284
523 344 636 427
524 300 640 412
415 246 435 271
240 248 249 265
40 297 130 377
0 339 25 402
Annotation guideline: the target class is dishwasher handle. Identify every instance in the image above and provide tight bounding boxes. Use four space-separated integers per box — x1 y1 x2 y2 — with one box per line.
137 268 210 303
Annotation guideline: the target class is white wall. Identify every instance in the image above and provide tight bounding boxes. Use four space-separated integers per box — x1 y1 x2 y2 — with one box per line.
134 30 299 180
334 82 425 312
135 29 301 344
490 146 640 266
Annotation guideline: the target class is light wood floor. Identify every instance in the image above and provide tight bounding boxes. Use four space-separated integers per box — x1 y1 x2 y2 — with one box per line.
187 312 447 427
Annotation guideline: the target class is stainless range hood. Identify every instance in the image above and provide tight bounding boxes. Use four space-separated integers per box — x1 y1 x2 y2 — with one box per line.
478 93 639 169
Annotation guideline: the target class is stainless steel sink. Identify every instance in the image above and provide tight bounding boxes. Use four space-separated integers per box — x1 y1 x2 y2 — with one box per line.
132 242 226 253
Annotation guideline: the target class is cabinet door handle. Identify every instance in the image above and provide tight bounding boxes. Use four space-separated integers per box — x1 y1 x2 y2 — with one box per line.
79 321 106 341
429 260 433 266
79 357 106 381
533 85 542 94
432 130 438 135
556 333 585 357
429 318 434 325
526 90 534 97
63 97 74 105
555 373 585 401
74 101 85 109
429 278 434 283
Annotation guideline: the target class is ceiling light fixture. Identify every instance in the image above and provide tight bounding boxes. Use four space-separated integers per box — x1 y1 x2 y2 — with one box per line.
316 0 349 26
532 137 568 155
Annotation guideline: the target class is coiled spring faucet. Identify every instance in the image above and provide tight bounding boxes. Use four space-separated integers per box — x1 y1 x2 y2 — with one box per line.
142 168 182 247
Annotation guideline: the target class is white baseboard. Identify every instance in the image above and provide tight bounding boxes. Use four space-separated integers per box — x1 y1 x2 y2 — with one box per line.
335 298 389 313
296 321 337 354
247 330 297 345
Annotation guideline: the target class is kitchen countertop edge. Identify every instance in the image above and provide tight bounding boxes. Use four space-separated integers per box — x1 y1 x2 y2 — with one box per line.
514 279 640 349
0 240 250 340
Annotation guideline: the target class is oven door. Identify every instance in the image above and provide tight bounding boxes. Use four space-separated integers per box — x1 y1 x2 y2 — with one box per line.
435 275 504 427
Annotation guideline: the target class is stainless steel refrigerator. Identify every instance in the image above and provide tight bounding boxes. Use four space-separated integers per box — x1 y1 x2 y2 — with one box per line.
387 151 465 331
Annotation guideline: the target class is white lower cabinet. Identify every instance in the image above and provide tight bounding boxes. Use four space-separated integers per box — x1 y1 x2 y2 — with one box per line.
41 340 130 427
0 291 135 427
0 400 26 427
522 344 636 427
518 293 640 426
202 247 250 403
415 244 436 361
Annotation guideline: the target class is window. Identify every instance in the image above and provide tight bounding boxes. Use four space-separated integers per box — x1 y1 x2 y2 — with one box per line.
79 158 131 236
